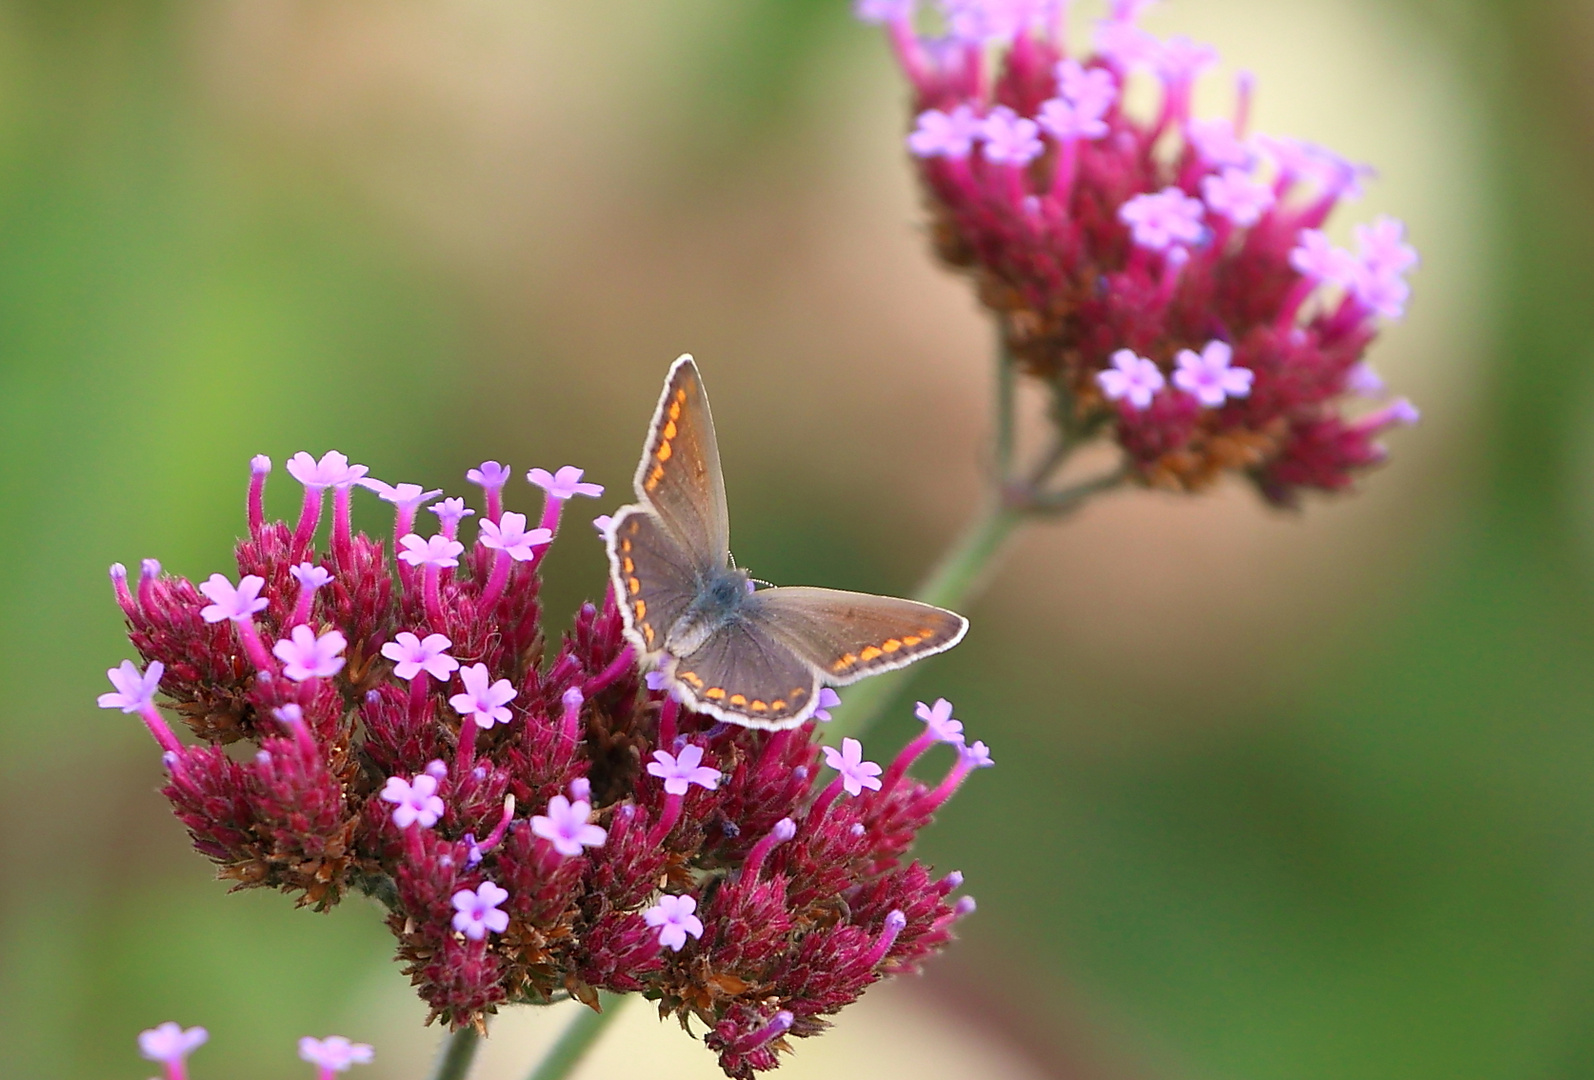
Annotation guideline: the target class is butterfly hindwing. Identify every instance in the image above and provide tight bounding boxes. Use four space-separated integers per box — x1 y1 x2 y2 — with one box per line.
749 586 969 685
670 615 822 730
631 354 731 567
606 506 702 658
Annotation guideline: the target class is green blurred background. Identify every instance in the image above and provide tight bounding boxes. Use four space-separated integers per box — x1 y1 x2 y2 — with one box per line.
1 0 1587 1077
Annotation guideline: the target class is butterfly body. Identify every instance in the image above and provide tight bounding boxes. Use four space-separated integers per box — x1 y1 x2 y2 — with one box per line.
605 354 969 730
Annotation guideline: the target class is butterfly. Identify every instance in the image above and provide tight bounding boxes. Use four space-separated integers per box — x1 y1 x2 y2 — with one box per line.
604 354 969 730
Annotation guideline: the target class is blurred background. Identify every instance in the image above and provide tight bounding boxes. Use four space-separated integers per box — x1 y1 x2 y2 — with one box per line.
0 0 1587 1077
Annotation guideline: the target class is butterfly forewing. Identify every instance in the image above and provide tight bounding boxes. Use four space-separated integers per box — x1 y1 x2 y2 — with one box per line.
607 507 702 658
631 355 731 567
749 587 969 685
671 616 822 730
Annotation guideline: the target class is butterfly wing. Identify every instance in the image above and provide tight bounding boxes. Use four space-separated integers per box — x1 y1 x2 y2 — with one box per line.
749 586 969 685
605 505 703 658
669 615 822 730
628 354 731 567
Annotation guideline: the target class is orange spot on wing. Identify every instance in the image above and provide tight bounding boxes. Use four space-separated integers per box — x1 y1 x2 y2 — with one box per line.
623 557 634 573
621 538 632 552
679 671 703 688
669 401 682 421
663 420 677 439
832 653 857 672
729 694 747 706
770 699 784 710
903 635 922 647
642 623 656 645
791 687 806 699
882 638 902 653
627 577 641 595
705 687 726 700
859 646 883 661
751 700 768 712
634 600 646 619
656 441 673 462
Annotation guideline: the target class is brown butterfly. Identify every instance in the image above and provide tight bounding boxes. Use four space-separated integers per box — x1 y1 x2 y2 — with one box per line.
604 355 968 729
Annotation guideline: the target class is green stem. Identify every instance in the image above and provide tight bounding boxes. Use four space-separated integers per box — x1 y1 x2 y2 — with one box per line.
523 993 629 1080
429 1026 483 1080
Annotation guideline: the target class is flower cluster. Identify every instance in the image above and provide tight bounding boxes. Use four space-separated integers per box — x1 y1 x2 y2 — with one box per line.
103 451 986 1078
138 1022 371 1080
858 0 1420 503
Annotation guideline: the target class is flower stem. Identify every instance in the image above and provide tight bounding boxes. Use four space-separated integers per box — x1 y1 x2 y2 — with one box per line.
523 993 629 1080
429 1026 483 1080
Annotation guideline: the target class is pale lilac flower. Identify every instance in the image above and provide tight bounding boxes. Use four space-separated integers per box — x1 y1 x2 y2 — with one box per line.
530 794 607 856
1173 341 1253 407
645 669 670 693
290 563 333 592
272 626 347 682
915 698 965 744
1186 117 1252 169
980 106 1043 167
1289 229 1359 288
1354 216 1419 278
644 894 705 952
1259 136 1370 199
380 773 445 829
822 737 884 797
646 745 721 796
1094 19 1159 69
1097 349 1166 409
358 479 442 509
477 512 552 562
1154 35 1218 83
1345 362 1385 398
380 632 458 682
428 497 474 526
285 451 367 491
1111 0 1159 18
907 105 982 160
854 0 914 23
1119 188 1205 251
960 739 995 769
396 533 464 569
449 881 510 941
526 465 604 501
138 1022 208 1065
99 660 164 713
592 514 615 536
813 687 842 723
449 663 516 729
1038 96 1108 142
298 1035 374 1073
1351 264 1412 321
466 461 512 491
1056 59 1117 119
1201 167 1274 228
197 573 268 623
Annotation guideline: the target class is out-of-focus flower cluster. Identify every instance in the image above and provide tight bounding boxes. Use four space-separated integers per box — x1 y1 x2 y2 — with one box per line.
102 452 985 1078
137 1022 372 1080
858 0 1420 503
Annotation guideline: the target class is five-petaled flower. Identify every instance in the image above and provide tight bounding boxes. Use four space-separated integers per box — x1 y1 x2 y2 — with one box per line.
397 533 465 569
822 737 884 797
449 663 516 728
477 512 552 562
285 451 367 491
99 659 164 713
915 698 964 744
272 626 348 682
298 1035 374 1074
813 687 842 722
646 744 721 796
359 479 442 509
1173 341 1253 408
466 461 513 491
380 773 446 829
644 893 705 952
526 465 604 501
428 498 474 530
979 106 1043 167
908 105 981 160
380 632 459 682
289 563 334 592
1201 167 1275 228
138 1021 208 1065
1119 187 1206 252
530 794 607 856
450 881 510 941
1098 350 1167 410
197 574 268 624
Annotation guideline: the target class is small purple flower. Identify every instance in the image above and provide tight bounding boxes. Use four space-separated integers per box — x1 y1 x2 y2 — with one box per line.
428 497 475 529
644 670 670 693
1354 215 1419 278
380 773 445 829
1119 187 1206 252
99 659 164 713
979 106 1043 167
646 744 721 796
380 632 459 682
1186 117 1252 169
138 1022 208 1065
1173 341 1253 407
1057 59 1117 117
1201 167 1274 228
644 893 705 952
477 512 553 562
466 460 513 491
448 881 510 941
813 687 842 723
822 737 884 797
1038 96 1108 142
449 663 516 729
1097 349 1166 409
290 563 334 592
960 740 995 769
854 0 914 23
396 533 464 569
298 1035 374 1073
272 625 348 682
1154 35 1218 83
358 479 443 509
914 698 965 744
1351 264 1412 321
285 451 367 491
1289 229 1359 288
907 105 982 159
1260 136 1371 199
526 465 604 501
197 573 269 623
530 794 607 856
1345 362 1385 398
1094 18 1159 69
592 514 615 536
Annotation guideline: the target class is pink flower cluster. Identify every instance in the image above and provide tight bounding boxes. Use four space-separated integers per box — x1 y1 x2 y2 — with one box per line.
859 0 1419 503
102 451 985 1078
137 1022 371 1080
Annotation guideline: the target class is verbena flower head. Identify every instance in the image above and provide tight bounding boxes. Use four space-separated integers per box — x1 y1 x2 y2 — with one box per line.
861 0 1419 503
103 451 985 1077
